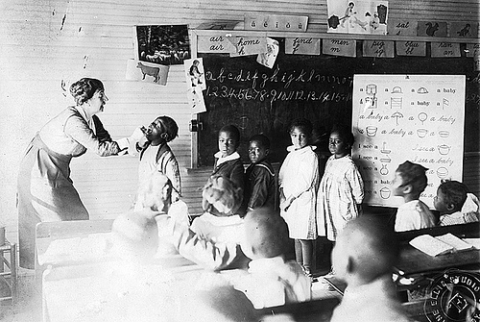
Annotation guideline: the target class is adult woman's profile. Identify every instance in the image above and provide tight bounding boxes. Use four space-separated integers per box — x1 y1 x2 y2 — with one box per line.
17 78 127 269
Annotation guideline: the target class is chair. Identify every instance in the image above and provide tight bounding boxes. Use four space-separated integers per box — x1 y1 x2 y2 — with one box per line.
0 239 17 303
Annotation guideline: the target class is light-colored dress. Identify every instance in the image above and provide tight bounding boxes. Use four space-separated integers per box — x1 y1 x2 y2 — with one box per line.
439 193 480 226
394 200 436 232
17 106 121 269
190 212 244 245
230 256 311 309
330 275 410 322
317 155 364 241
279 145 320 240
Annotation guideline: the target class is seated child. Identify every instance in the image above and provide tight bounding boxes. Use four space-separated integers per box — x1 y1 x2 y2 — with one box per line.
393 161 436 232
112 172 173 263
434 180 480 226
128 115 182 210
191 176 244 244
231 207 311 309
330 216 409 322
171 175 249 271
212 124 244 194
243 134 276 212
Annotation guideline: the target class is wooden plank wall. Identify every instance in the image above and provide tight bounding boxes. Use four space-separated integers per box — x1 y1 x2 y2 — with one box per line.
1 0 479 242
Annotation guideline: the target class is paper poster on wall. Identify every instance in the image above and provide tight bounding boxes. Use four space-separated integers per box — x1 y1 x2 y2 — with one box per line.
184 58 207 114
197 34 236 53
388 19 417 36
257 38 279 69
327 0 388 35
396 41 426 56
417 21 448 37
322 39 356 57
449 22 478 38
285 37 321 55
362 40 394 58
228 35 267 57
134 25 191 65
125 59 169 85
431 42 461 58
352 75 466 209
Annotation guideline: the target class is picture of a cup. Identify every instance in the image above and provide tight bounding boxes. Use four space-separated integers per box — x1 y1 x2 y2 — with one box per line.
417 129 428 138
366 126 378 137
380 187 391 199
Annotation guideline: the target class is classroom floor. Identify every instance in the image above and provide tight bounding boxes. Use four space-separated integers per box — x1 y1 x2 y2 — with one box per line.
1 268 42 322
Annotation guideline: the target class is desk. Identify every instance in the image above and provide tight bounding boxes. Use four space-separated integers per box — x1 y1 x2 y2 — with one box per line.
394 222 480 276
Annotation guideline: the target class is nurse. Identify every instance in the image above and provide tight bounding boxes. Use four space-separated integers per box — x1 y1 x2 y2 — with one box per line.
17 78 127 269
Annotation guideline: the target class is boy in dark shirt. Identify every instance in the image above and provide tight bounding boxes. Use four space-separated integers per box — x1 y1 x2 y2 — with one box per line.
243 134 276 212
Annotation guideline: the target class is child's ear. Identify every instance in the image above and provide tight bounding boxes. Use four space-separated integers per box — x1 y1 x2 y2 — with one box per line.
265 148 270 156
403 184 412 194
446 202 456 211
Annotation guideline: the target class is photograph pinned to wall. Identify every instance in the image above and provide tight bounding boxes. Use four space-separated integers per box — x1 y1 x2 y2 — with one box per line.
257 38 279 69
184 58 207 113
327 0 388 35
135 25 191 65
125 59 170 85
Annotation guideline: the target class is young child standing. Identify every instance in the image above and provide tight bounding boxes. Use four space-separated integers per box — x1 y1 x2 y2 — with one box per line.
434 180 480 226
129 116 181 211
279 118 320 276
212 124 244 193
243 134 276 212
317 124 364 242
393 161 436 232
232 208 311 309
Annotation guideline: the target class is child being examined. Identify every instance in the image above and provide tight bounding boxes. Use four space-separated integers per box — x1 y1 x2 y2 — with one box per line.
434 180 480 226
393 161 436 232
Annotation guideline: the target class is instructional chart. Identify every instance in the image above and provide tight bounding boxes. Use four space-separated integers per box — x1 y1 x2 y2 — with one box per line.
352 75 465 208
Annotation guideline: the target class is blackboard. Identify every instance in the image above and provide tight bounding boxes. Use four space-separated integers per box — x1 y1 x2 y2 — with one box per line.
198 45 479 166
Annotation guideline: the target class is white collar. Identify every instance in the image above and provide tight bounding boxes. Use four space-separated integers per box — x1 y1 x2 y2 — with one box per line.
214 151 240 166
286 145 316 153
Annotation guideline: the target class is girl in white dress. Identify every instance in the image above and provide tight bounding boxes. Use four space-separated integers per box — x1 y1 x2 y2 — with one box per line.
278 119 320 276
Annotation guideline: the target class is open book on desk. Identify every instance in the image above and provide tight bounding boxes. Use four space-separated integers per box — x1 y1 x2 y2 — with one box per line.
409 233 476 257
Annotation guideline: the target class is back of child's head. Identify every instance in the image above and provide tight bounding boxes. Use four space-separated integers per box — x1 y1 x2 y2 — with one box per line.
288 118 313 137
219 124 241 148
202 175 243 216
154 115 178 142
243 208 289 259
137 172 173 212
395 161 428 194
334 216 399 284
437 180 469 212
330 123 355 147
249 134 270 150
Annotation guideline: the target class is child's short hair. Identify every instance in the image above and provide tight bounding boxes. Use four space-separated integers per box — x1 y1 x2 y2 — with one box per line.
288 118 313 137
396 161 428 194
154 115 178 142
331 123 355 147
202 176 243 216
249 134 270 150
219 124 241 148
244 208 289 258
438 180 469 212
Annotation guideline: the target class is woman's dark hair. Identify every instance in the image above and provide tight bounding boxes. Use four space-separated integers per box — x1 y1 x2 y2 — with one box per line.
219 124 241 148
155 115 179 143
288 118 313 137
70 78 104 105
331 123 355 147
